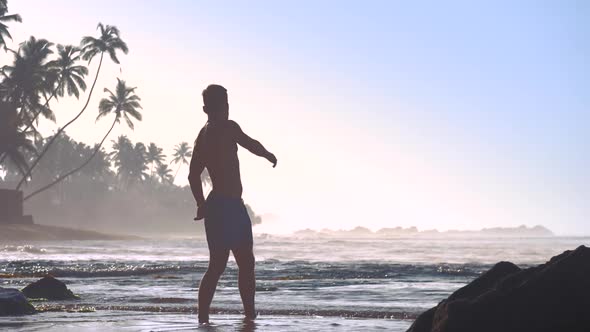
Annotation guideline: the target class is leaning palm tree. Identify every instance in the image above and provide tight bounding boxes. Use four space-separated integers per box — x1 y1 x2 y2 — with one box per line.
17 23 128 190
24 78 141 201
171 142 192 182
0 0 21 50
146 142 165 176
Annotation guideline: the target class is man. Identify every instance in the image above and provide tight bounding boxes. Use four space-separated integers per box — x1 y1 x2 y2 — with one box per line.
188 84 277 324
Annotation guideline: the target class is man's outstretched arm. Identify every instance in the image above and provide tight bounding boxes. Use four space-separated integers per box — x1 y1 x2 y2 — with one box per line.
188 144 206 219
231 120 277 167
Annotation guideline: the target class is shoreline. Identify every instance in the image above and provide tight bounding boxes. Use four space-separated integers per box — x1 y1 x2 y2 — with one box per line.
0 224 141 241
32 303 418 320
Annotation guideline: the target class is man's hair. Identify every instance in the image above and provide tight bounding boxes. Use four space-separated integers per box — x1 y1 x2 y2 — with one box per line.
202 84 228 110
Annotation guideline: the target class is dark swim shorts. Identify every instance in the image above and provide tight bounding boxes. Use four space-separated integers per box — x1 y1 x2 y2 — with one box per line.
204 193 253 251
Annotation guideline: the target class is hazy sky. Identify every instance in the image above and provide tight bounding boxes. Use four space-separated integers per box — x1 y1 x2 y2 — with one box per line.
6 0 589 234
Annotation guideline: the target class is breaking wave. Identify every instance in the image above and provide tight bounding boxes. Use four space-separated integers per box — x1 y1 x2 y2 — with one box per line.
1 259 489 278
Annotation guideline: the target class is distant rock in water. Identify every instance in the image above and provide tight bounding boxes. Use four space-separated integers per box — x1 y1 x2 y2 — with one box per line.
22 276 78 300
377 226 419 235
476 224 553 236
293 225 554 238
407 245 590 332
0 288 36 315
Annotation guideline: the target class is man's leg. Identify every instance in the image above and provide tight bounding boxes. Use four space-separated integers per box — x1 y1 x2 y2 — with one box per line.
198 248 230 323
232 245 256 319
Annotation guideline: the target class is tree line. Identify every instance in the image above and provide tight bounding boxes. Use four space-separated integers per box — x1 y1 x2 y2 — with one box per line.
0 0 262 234
1 0 133 199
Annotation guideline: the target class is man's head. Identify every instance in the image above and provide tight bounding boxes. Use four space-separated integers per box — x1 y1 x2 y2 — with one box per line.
202 84 229 121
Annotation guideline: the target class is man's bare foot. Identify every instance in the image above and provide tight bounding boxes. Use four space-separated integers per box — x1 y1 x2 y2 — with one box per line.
241 316 256 329
244 312 258 320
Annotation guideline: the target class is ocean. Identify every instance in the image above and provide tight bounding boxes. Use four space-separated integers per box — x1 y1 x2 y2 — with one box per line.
1 236 588 331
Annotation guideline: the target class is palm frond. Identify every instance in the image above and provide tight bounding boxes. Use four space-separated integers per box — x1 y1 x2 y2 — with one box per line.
107 48 119 64
0 13 22 23
123 113 134 129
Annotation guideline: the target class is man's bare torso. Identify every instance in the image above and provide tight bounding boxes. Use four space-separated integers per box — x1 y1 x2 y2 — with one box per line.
196 120 243 198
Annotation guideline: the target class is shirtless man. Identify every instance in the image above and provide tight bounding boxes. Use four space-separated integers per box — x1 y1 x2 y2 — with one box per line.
188 84 277 324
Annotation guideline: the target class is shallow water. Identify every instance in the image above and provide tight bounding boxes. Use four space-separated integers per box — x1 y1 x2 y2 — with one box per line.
1 236 588 331
1 312 412 331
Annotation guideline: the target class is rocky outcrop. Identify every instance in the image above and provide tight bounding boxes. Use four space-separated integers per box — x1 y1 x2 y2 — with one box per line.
21 276 78 300
0 287 36 315
408 245 590 332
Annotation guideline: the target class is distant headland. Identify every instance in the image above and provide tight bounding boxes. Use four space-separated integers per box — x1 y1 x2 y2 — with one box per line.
293 225 554 238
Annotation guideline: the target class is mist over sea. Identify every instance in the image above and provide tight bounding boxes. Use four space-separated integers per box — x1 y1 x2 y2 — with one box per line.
1 235 588 331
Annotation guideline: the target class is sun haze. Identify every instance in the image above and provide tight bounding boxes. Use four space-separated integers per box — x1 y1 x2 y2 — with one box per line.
4 0 589 235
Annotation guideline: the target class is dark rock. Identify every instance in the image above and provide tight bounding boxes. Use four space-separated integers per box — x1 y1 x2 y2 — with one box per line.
408 307 436 332
447 261 520 302
408 245 590 332
21 276 78 300
0 287 36 315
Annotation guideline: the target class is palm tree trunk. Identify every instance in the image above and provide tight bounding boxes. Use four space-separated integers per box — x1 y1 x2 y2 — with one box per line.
21 90 58 133
16 52 104 190
23 116 116 201
173 162 182 183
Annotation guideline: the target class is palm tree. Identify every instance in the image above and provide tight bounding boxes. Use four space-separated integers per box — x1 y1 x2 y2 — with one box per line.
0 101 36 177
110 135 132 161
146 142 165 176
48 45 88 99
18 44 88 133
23 78 141 201
0 131 36 177
17 23 128 190
3 37 55 128
109 137 148 186
81 23 128 66
0 37 56 167
96 79 141 130
82 146 111 181
110 135 131 182
156 164 173 185
0 0 21 50
130 142 149 182
171 142 192 182
2 37 54 180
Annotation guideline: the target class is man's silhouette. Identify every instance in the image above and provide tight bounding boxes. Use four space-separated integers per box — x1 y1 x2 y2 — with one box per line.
188 84 277 324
